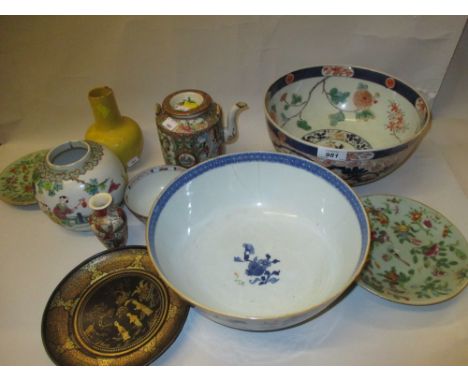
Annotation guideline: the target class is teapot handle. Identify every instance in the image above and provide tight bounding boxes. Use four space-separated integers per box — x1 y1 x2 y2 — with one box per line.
155 103 162 116
225 101 248 144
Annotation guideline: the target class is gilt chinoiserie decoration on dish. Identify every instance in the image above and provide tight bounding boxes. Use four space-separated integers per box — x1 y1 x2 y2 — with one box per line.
264 65 431 186
0 149 48 206
86 86 144 168
155 89 248 168
41 246 189 366
358 195 468 305
33 140 127 231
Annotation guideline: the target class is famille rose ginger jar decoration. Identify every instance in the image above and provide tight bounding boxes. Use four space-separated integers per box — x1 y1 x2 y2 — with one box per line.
33 140 127 232
85 86 144 169
88 192 128 249
155 89 248 168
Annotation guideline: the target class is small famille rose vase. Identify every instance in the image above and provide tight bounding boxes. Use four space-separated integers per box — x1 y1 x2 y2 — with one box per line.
88 192 128 249
155 89 248 168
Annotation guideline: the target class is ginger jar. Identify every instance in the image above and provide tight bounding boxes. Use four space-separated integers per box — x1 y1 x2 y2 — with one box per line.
34 140 127 231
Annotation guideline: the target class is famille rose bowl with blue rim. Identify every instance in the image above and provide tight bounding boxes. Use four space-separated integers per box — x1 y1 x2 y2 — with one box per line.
264 65 431 186
146 152 370 331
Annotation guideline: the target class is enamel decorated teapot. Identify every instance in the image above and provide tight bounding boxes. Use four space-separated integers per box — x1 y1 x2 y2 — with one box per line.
155 89 248 168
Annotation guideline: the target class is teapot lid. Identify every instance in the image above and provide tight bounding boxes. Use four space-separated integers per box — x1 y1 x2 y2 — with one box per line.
162 89 212 118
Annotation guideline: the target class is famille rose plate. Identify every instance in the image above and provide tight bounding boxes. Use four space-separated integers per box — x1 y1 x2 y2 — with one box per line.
41 246 189 366
358 195 468 305
0 149 48 205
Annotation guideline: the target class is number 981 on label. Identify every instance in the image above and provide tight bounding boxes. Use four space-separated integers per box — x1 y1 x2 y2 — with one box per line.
317 147 347 161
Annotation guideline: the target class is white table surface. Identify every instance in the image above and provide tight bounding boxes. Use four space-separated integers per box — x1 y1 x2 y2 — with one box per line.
1 24 467 367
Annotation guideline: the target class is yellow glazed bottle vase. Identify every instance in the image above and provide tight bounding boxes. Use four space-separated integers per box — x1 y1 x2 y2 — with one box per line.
86 87 143 168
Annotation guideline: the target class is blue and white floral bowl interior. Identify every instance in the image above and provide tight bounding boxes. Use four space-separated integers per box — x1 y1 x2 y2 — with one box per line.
265 65 431 186
146 152 370 331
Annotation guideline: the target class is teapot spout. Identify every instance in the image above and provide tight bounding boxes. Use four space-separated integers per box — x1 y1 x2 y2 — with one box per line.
224 101 248 143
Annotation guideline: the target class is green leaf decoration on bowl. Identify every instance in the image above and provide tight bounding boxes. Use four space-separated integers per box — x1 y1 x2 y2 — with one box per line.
296 119 312 131
328 87 350 105
329 111 346 127
291 93 303 105
356 109 375 121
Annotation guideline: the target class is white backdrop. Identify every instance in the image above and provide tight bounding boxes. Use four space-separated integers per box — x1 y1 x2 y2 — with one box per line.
0 16 467 366
0 16 466 144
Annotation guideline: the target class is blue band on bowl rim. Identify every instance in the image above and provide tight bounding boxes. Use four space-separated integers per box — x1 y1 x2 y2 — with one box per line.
267 65 423 106
147 152 370 263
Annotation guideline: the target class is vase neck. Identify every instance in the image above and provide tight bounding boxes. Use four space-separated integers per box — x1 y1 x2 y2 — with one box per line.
93 208 108 217
88 192 113 217
89 86 123 126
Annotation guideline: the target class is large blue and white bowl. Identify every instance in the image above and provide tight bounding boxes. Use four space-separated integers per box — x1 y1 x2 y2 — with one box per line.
146 152 370 331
